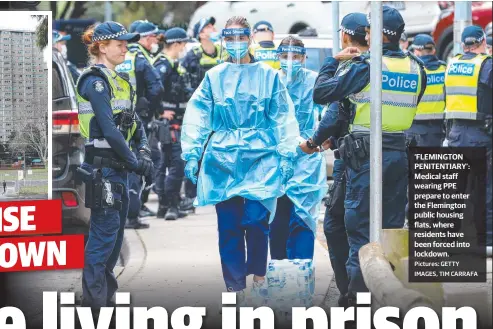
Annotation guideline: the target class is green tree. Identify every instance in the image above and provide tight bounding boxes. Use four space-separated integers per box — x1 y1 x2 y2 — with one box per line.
31 15 48 49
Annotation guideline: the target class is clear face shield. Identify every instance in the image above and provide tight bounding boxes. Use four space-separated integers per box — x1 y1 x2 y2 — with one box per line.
220 27 251 64
277 43 306 85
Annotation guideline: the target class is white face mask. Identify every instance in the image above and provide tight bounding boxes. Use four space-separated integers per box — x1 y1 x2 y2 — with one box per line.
61 44 68 59
150 43 159 54
179 47 187 59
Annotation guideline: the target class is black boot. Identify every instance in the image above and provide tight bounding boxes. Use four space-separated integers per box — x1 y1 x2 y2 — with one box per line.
139 204 156 217
157 195 168 219
165 195 187 220
179 197 196 214
125 217 150 229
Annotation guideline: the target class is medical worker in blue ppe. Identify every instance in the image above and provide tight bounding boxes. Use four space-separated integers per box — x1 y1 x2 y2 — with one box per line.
269 36 327 261
76 22 153 311
181 16 300 304
301 6 427 305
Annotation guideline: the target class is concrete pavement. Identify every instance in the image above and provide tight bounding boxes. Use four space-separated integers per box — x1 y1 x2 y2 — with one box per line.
118 194 334 326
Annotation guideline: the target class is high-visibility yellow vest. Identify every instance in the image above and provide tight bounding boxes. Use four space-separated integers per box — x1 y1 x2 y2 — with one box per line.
250 43 280 69
192 44 226 67
115 44 153 92
444 53 490 120
415 64 446 120
349 55 422 132
76 66 136 142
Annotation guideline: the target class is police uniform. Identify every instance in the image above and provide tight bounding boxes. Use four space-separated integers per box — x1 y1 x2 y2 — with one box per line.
180 17 227 210
312 6 427 301
153 28 192 220
310 13 368 307
76 22 153 309
405 34 446 147
116 21 164 225
445 26 492 246
250 21 280 69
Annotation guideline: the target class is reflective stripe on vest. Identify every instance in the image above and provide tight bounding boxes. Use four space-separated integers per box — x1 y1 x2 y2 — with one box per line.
250 44 280 69
414 65 446 120
349 55 422 132
76 66 137 142
444 54 490 120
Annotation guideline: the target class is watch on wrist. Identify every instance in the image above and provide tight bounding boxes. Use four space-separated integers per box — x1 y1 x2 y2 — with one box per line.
306 139 317 149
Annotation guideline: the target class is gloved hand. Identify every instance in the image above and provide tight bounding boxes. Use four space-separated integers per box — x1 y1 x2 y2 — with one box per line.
185 159 199 184
135 147 153 177
280 158 294 185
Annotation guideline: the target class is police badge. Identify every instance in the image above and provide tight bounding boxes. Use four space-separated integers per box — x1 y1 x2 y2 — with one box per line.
93 80 105 93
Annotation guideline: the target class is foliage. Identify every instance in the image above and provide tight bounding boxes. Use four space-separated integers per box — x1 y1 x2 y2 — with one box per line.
31 15 48 50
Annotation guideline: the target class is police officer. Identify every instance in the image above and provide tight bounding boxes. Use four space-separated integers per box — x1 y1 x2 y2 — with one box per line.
487 36 492 55
76 22 153 310
250 20 280 69
182 17 224 90
181 17 227 212
399 31 409 52
116 20 164 226
306 13 369 307
53 30 80 82
301 6 427 305
406 34 447 147
153 27 192 220
445 25 492 247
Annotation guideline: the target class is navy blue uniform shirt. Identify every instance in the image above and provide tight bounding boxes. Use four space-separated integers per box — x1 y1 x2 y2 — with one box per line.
78 65 149 169
127 44 164 115
419 54 446 70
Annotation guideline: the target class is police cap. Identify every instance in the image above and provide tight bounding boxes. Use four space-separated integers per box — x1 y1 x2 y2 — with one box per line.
134 20 159 37
194 17 216 39
461 25 486 46
164 27 192 44
339 13 367 36
366 5 405 41
253 20 274 33
92 21 140 43
412 34 435 49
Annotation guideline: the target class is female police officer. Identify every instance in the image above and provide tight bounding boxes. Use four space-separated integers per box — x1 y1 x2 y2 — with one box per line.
77 22 153 310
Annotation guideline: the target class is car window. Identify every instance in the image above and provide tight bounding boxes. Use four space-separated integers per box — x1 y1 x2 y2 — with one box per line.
52 63 67 99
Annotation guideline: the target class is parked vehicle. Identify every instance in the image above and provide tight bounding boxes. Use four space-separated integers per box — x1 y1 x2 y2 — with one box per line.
52 48 90 236
432 1 492 60
189 1 441 39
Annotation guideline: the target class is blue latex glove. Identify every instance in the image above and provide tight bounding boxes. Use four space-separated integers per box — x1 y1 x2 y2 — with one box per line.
185 159 199 184
280 158 294 184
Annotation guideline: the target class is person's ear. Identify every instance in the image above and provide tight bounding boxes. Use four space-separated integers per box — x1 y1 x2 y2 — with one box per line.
99 43 107 55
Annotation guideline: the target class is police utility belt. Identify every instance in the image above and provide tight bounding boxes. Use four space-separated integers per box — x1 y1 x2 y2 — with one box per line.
84 140 128 171
335 130 407 171
77 166 123 211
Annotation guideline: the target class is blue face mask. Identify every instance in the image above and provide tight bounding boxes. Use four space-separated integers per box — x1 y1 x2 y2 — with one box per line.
225 41 250 59
209 31 220 43
280 59 303 77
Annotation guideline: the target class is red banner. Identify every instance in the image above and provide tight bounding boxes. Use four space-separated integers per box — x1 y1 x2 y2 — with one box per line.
0 234 85 272
0 200 62 236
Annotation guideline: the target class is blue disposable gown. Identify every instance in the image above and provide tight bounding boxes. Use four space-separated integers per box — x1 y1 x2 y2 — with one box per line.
281 68 328 233
181 62 300 219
